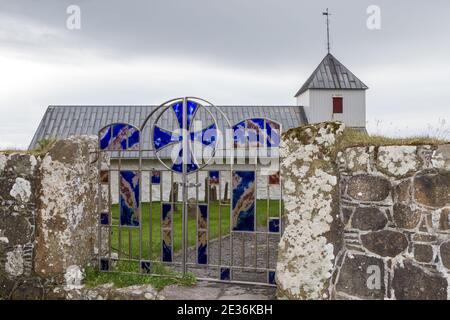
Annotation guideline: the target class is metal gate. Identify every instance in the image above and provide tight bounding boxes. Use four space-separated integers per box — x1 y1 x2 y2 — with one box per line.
97 97 282 286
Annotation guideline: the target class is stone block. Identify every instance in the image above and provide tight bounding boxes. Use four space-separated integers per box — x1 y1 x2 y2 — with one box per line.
347 174 391 202
394 180 411 203
361 230 408 257
392 261 447 300
413 172 450 208
351 207 387 231
413 244 434 263
432 144 450 170
392 203 422 230
440 241 450 270
335 253 385 300
377 146 418 177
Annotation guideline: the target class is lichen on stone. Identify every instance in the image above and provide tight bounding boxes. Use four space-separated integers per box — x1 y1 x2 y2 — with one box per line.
0 153 7 174
10 177 32 203
338 147 372 172
64 265 84 289
377 146 418 176
277 122 344 300
5 245 24 277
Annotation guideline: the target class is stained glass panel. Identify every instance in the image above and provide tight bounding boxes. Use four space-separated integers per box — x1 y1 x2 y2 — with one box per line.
119 170 140 227
232 171 256 231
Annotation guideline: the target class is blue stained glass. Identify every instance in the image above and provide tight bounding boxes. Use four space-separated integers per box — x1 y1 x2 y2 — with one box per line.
162 230 172 262
112 124 128 150
100 212 110 225
186 100 199 130
127 127 140 149
162 203 172 229
161 203 173 262
151 170 161 184
198 204 208 229
220 267 230 281
153 126 181 151
99 126 112 150
209 171 220 185
172 161 182 173
232 171 256 231
171 102 183 129
171 148 198 173
197 231 207 265
140 260 151 274
247 118 265 147
191 123 217 146
187 161 199 173
268 271 276 285
266 120 280 147
100 258 109 271
268 217 280 233
233 121 246 147
100 124 140 150
172 100 198 129
119 171 140 226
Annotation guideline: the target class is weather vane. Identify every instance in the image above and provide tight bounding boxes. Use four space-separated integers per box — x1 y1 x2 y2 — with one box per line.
323 8 331 54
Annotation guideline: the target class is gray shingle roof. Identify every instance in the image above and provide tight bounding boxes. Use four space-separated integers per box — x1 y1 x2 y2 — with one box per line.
29 105 308 150
295 53 368 97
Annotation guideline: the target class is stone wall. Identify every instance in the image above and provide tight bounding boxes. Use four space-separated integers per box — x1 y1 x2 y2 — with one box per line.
277 122 450 300
0 136 102 299
332 144 450 300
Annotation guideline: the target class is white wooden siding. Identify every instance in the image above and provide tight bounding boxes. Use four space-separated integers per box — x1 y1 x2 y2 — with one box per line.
297 89 366 127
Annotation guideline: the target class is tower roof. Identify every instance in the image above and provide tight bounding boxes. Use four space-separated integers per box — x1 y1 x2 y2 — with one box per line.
295 53 368 97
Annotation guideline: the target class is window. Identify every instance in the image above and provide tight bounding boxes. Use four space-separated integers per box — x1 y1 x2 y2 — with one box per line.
333 97 343 114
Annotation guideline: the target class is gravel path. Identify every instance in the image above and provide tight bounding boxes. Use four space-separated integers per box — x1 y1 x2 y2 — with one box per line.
173 229 280 284
159 281 277 300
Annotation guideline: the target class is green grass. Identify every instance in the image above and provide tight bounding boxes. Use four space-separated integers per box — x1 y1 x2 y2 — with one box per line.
84 262 196 290
109 200 281 261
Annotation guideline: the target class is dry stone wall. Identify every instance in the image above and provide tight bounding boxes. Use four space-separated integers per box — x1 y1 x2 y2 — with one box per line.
333 144 450 300
277 122 450 300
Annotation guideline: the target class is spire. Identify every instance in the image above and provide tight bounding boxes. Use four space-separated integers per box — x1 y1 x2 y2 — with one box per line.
322 8 331 54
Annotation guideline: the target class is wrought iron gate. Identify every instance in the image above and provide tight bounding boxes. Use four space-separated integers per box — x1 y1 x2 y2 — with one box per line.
97 97 282 286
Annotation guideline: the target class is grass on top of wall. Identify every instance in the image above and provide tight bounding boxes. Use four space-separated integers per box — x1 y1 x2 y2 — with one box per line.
1 138 57 156
338 128 449 150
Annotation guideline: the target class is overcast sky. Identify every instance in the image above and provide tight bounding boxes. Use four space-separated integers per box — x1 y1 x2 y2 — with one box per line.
1 0 449 148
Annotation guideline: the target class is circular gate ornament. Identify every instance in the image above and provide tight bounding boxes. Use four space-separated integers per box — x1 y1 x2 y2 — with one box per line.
151 97 219 174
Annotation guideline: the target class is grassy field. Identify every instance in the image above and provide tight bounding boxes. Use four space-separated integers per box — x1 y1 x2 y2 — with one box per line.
109 200 281 261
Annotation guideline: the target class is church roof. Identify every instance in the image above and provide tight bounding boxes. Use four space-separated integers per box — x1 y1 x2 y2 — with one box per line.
29 105 308 150
295 53 368 97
